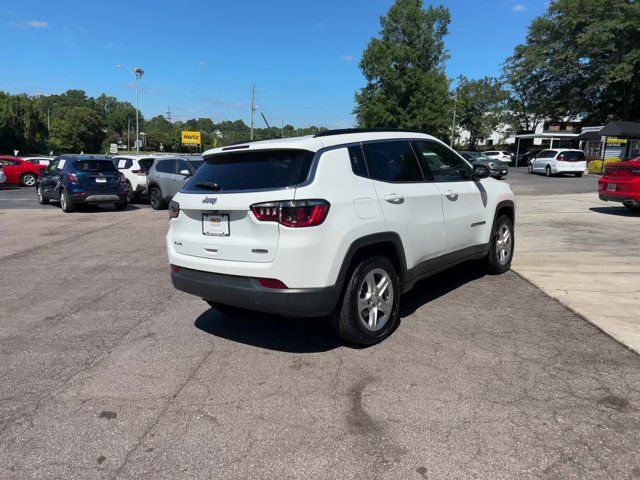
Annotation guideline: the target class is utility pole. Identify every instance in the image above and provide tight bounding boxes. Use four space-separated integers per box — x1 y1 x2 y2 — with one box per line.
165 106 172 122
127 118 131 151
450 92 457 148
250 85 256 141
114 64 144 154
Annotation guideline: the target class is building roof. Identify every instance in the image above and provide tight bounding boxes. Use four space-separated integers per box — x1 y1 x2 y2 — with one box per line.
514 132 579 140
599 121 640 138
202 130 439 157
577 130 602 141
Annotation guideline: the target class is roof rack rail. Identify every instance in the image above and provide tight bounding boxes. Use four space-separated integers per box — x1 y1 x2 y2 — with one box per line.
314 128 428 138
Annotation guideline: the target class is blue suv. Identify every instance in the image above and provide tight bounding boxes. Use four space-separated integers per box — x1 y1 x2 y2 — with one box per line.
36 155 128 212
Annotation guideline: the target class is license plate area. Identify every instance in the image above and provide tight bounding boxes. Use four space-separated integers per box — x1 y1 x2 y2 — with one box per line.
95 177 107 184
202 213 230 236
608 183 616 191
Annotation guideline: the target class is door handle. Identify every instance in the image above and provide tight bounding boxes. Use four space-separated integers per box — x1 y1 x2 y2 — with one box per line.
443 190 458 201
384 194 404 204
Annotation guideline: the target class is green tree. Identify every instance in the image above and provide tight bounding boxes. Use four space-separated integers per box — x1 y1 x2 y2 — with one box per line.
455 76 508 149
0 93 47 153
50 107 104 153
504 0 640 124
354 0 452 137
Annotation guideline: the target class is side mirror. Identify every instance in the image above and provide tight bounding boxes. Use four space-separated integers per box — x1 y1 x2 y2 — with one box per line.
473 164 491 180
179 169 191 177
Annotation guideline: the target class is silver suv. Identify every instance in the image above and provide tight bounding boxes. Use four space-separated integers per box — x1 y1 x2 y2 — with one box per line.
146 157 203 210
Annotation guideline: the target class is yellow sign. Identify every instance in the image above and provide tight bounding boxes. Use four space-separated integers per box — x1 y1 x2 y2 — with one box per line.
181 131 201 146
606 137 627 145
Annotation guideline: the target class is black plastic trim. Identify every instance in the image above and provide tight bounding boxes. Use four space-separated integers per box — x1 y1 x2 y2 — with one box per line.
171 268 342 318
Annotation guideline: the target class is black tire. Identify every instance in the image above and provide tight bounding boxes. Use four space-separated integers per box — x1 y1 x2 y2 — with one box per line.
545 165 552 177
623 203 640 211
36 184 49 205
59 188 74 213
149 187 165 210
486 214 514 274
114 201 128 211
20 173 37 187
125 181 134 203
575 172 584 177
528 163 534 174
330 255 400 346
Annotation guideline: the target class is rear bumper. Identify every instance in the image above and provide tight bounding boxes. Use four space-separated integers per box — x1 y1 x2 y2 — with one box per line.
599 193 640 205
490 167 508 177
170 267 342 317
70 191 128 204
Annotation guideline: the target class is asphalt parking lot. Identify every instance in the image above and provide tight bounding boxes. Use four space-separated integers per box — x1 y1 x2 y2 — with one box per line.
1 173 640 479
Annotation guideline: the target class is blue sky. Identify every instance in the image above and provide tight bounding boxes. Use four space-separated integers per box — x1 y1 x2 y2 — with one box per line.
1 1 547 128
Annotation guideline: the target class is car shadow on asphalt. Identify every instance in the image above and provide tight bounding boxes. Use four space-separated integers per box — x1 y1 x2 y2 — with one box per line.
194 309 342 353
399 262 486 318
194 262 487 353
589 206 640 217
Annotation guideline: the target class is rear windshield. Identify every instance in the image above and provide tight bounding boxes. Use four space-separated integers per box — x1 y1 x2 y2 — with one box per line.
184 149 314 192
73 160 118 172
560 151 585 161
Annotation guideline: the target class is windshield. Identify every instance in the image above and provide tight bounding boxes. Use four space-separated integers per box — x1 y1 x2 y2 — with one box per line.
184 149 314 192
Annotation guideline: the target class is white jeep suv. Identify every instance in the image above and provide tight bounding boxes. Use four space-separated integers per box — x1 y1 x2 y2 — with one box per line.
112 155 157 201
167 129 515 345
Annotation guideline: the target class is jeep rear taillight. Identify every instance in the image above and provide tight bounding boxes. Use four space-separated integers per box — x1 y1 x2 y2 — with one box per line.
250 200 330 227
169 200 180 219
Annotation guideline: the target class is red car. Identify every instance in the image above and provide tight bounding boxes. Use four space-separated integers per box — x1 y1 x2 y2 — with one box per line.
598 158 640 211
0 156 46 187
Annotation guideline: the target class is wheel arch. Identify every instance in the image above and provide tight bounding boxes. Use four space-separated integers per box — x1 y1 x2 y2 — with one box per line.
335 232 408 287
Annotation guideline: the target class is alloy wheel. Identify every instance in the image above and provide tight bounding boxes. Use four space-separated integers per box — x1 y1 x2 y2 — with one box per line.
496 223 513 265
357 268 394 332
22 174 36 186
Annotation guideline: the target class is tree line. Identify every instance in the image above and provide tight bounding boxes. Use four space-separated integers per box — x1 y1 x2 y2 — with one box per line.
0 89 326 155
354 0 640 149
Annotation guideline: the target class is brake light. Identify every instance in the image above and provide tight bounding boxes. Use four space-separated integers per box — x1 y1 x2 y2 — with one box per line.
170 264 180 273
67 173 79 182
250 200 330 227
169 200 180 219
258 278 288 289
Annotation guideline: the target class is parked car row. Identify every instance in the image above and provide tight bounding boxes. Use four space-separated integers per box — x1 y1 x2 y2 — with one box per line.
32 154 203 212
0 156 47 186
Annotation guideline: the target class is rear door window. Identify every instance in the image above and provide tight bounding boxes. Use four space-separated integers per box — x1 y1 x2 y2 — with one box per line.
184 149 314 192
155 159 176 174
138 158 154 171
72 160 117 172
362 141 424 183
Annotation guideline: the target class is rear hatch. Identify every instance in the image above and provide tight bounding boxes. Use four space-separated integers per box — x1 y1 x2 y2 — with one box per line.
170 148 314 263
73 160 120 191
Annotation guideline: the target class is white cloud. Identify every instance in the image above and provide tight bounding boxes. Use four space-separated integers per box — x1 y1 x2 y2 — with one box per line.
513 4 526 12
25 20 48 28
340 54 355 61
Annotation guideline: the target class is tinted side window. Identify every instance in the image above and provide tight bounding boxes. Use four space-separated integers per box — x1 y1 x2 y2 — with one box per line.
348 145 368 177
116 158 133 169
155 160 175 174
414 141 471 182
536 150 555 159
175 159 190 175
362 141 423 183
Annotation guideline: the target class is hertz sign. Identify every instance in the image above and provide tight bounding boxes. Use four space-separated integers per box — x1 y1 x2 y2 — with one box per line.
181 131 202 146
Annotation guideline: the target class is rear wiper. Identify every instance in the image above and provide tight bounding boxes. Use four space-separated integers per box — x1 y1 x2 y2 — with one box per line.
196 182 222 191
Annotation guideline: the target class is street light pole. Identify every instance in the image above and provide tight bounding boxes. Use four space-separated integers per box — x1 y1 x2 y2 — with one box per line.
115 64 144 154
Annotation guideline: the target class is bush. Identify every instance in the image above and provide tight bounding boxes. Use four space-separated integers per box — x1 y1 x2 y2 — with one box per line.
587 157 620 175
